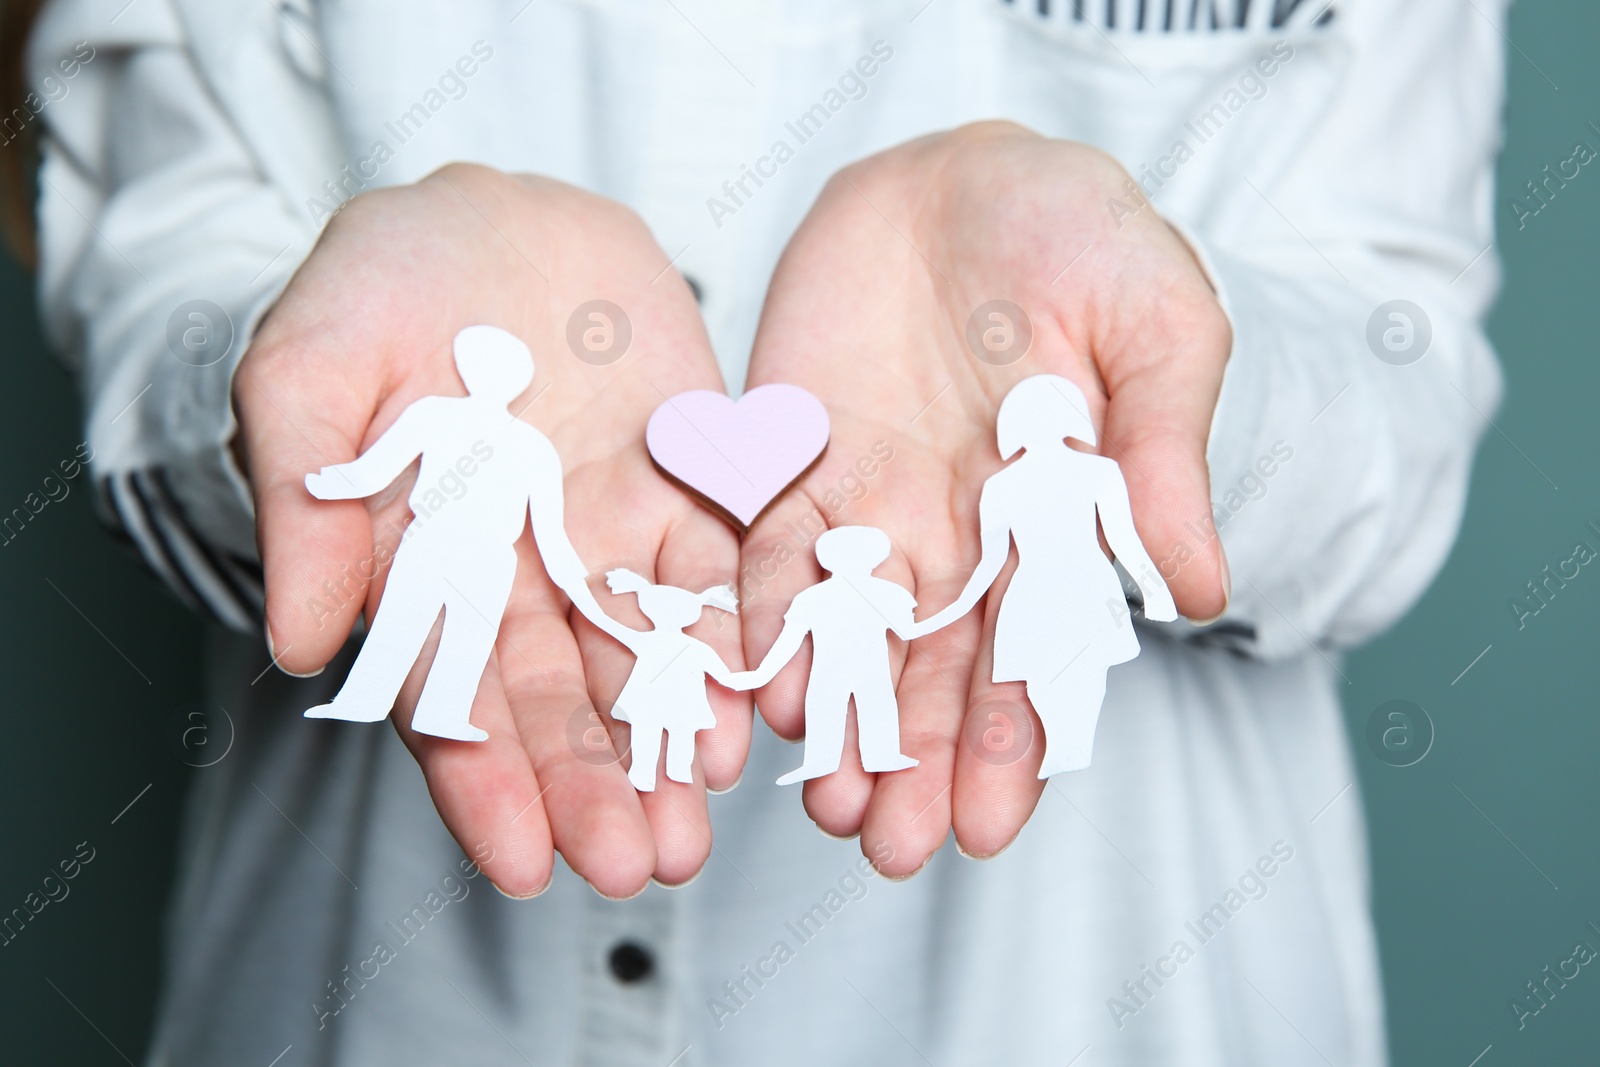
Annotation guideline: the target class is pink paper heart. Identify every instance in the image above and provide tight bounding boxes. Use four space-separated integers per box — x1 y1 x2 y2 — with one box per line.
646 384 830 528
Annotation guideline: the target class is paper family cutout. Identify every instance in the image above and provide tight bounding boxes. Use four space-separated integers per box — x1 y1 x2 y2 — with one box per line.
304 325 1174 789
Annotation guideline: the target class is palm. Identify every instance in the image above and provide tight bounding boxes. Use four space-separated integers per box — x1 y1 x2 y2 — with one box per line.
237 166 745 897
742 124 1230 873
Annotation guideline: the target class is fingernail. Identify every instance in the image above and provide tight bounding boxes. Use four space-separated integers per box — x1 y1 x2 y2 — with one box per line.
957 837 1017 861
593 882 650 902
1190 549 1232 628
492 877 551 901
877 857 931 883
707 771 743 796
266 627 323 679
651 866 706 891
817 824 862 843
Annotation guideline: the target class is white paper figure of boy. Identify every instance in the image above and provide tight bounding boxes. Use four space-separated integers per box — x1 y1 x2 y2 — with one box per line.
916 374 1177 777
303 325 603 741
579 569 745 792
739 525 944 785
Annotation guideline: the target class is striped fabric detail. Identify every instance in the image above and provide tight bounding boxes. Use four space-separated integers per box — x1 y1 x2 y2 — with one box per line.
1182 619 1258 657
100 468 264 631
1002 0 1335 32
1123 595 1256 655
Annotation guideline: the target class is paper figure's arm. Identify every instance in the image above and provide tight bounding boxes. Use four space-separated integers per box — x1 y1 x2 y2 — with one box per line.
305 404 428 500
704 652 744 691
1095 459 1178 623
524 442 641 651
906 482 1010 638
727 609 808 689
571 582 643 651
884 586 920 643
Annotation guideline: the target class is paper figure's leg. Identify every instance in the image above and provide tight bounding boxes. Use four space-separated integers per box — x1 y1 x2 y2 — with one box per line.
628 723 664 792
856 669 918 774
1029 665 1109 778
776 679 849 786
664 727 696 785
409 547 517 742
305 552 440 723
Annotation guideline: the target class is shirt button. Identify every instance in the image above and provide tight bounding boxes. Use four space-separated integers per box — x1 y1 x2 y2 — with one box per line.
608 940 655 984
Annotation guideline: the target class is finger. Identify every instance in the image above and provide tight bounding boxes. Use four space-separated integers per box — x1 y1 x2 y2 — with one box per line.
794 699 882 835
655 509 749 791
498 552 657 899
568 615 710 886
569 522 719 887
392 641 556 898
951 560 1047 859
1097 265 1232 621
800 711 876 838
236 348 384 675
858 570 978 876
741 490 825 741
636 773 712 887
559 502 718 887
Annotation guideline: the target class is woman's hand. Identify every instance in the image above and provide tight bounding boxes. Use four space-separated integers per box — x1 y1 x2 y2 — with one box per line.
235 165 749 898
740 122 1231 876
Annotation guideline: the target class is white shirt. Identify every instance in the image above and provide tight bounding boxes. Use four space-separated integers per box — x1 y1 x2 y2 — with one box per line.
29 0 1506 1064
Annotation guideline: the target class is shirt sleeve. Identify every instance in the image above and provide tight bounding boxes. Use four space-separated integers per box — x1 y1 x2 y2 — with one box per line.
1162 0 1508 661
29 0 327 630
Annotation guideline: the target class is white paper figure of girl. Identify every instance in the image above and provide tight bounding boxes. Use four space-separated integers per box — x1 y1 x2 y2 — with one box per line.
580 568 743 792
917 375 1177 778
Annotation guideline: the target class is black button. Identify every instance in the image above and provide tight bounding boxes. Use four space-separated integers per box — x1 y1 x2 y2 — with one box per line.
682 273 704 304
608 941 655 984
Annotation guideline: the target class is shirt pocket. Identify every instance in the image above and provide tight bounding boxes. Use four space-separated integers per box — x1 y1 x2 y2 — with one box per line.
983 0 1350 234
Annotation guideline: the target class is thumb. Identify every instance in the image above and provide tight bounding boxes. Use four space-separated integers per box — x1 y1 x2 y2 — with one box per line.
1096 279 1232 623
234 347 382 676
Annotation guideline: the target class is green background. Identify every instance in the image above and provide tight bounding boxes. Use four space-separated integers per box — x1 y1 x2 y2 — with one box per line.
1341 3 1600 1064
1 3 1597 1063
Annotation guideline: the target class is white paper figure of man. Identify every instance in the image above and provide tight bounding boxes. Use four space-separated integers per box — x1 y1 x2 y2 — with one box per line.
737 525 943 785
579 569 746 792
303 325 599 741
917 374 1177 777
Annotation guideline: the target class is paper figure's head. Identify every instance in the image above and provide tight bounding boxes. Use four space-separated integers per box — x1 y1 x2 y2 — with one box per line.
996 374 1097 459
454 325 534 403
815 525 891 575
606 568 738 630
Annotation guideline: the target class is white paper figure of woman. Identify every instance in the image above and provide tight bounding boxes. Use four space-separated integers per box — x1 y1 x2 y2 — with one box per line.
580 569 744 792
737 525 947 785
918 375 1177 778
303 325 602 741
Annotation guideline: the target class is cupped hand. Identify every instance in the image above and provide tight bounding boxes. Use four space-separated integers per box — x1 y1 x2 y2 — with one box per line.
235 165 748 898
740 122 1231 876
